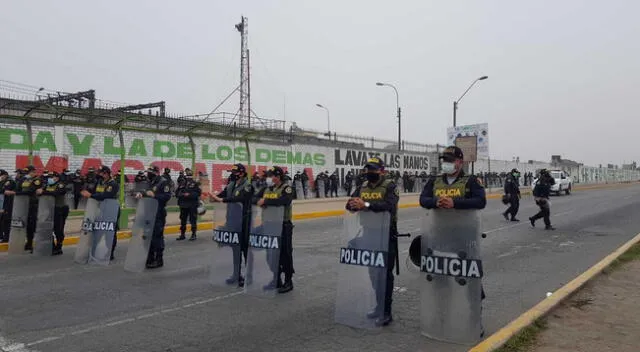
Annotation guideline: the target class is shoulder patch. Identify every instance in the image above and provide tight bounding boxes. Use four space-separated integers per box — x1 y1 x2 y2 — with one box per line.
285 186 292 194
235 190 240 196
106 186 113 192
244 185 252 192
4 181 9 186
164 185 170 192
58 184 65 189
34 180 41 185
362 181 369 187
153 186 157 192
394 186 400 196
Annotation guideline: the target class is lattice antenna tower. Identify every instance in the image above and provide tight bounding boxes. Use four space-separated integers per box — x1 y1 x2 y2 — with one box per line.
235 16 250 127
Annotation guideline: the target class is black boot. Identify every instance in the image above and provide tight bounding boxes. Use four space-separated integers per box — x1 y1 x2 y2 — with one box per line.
529 217 536 227
52 243 63 256
146 252 163 269
24 240 33 253
375 314 393 327
145 251 156 268
278 279 293 294
502 212 509 221
188 233 197 241
176 233 186 241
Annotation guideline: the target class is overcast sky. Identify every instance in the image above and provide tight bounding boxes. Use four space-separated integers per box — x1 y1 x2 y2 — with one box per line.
1 0 638 166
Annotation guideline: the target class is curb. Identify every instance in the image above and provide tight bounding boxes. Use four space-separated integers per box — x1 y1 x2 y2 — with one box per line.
469 231 640 352
0 182 633 253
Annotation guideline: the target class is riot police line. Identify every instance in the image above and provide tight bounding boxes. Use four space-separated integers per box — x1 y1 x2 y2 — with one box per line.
0 146 488 346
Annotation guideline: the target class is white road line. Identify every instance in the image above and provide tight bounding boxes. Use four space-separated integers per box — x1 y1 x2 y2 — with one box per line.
0 336 38 352
24 270 333 347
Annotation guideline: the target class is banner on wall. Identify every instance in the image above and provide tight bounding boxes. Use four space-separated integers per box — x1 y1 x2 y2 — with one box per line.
447 123 489 159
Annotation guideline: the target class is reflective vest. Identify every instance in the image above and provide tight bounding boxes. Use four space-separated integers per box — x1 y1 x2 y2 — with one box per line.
433 175 471 199
359 179 396 222
263 184 292 222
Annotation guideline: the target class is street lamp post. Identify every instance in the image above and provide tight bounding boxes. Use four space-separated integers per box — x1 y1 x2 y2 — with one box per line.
375 82 401 151
453 76 488 127
315 103 331 137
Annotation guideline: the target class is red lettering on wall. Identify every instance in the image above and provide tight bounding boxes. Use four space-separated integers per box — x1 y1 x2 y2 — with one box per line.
15 155 69 174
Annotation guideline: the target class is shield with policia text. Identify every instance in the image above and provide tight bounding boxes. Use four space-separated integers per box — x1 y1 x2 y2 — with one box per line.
318 180 325 198
8 195 29 255
75 198 100 264
124 197 158 273
33 195 55 257
420 209 483 345
209 202 246 286
334 211 391 329
0 194 4 212
244 206 284 298
88 198 119 266
64 183 75 209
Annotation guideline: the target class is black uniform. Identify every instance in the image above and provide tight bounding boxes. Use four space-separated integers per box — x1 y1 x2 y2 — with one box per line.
176 176 201 240
17 175 43 250
530 172 556 230
503 173 521 221
345 171 354 196
329 173 339 197
346 175 399 325
41 178 69 255
253 178 295 293
144 175 171 267
217 177 255 285
1 177 17 243
90 177 120 259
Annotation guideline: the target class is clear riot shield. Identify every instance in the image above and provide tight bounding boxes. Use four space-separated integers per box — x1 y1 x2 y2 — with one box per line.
420 210 483 345
8 195 29 255
294 180 304 200
0 194 4 211
34 195 55 256
245 206 284 297
209 202 246 286
74 198 100 264
334 211 391 329
124 197 158 272
64 184 75 209
88 199 119 266
124 183 137 208
318 180 325 198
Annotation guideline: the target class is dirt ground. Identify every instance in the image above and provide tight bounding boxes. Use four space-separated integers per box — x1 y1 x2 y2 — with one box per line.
528 259 640 352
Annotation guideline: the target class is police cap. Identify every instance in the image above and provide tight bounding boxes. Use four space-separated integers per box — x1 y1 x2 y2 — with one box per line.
99 166 111 174
440 146 464 162
164 167 171 174
511 168 520 174
49 171 60 178
0 169 7 176
267 166 285 177
364 157 385 171
146 166 160 173
24 165 35 172
229 163 246 174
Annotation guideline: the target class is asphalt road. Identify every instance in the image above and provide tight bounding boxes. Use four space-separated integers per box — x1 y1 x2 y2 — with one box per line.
1 184 639 352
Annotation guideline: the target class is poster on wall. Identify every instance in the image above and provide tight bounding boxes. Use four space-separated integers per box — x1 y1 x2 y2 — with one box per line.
447 123 489 159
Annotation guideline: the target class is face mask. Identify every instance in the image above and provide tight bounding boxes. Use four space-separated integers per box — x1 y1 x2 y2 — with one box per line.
266 179 274 187
147 173 156 181
365 172 380 183
229 174 238 181
514 173 521 178
441 162 456 174
47 178 56 185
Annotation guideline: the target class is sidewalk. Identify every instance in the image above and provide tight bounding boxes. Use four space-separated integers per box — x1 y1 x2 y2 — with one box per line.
525 244 640 352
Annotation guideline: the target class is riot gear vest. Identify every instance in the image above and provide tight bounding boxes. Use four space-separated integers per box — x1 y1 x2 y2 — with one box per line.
432 175 471 199
360 179 396 222
263 183 292 222
44 182 67 207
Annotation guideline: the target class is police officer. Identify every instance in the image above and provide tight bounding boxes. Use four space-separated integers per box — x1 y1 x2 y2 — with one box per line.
82 166 120 260
176 169 201 241
37 171 69 255
136 166 171 269
0 169 15 243
345 171 354 196
419 146 486 210
530 169 556 230
254 166 295 293
419 146 487 332
13 166 42 252
345 157 399 326
210 163 255 286
502 168 521 221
